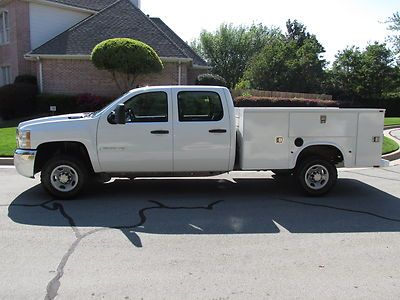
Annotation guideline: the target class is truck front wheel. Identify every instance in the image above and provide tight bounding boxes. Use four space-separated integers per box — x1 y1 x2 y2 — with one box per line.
297 157 337 196
41 156 87 199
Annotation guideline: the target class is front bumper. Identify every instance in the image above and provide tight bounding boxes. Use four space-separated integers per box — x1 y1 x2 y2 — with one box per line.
14 149 37 178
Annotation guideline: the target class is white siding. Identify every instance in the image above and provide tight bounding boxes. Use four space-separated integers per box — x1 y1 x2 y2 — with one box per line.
29 3 90 50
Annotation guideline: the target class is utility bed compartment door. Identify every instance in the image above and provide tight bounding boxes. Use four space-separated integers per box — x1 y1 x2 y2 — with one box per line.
289 112 358 137
240 111 289 170
356 112 385 167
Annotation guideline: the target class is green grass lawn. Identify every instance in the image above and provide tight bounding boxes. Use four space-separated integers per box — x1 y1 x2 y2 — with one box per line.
0 115 45 157
382 136 399 155
0 127 16 157
385 117 400 126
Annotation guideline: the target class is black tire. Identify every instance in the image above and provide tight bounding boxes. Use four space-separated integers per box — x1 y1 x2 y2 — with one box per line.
296 157 337 196
41 155 88 199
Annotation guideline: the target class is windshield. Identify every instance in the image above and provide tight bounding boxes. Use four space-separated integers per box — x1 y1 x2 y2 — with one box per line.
91 92 131 118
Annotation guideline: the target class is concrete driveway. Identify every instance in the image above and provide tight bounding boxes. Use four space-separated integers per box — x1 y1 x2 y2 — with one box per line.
1 165 400 299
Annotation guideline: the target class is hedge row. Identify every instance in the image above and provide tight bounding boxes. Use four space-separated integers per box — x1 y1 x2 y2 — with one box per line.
234 96 400 116
36 94 111 114
349 98 400 117
234 96 340 107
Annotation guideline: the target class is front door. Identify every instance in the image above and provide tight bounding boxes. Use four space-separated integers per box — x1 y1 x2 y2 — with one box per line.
172 90 231 172
97 90 173 173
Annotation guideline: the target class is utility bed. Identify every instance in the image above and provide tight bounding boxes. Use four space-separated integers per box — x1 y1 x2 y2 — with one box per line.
236 107 385 170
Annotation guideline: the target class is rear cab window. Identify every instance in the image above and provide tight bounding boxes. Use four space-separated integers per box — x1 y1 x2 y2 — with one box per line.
178 91 223 122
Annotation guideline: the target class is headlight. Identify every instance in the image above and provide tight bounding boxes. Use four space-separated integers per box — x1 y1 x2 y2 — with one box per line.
17 129 31 149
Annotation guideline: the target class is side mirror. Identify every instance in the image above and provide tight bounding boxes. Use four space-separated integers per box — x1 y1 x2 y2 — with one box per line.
115 103 126 125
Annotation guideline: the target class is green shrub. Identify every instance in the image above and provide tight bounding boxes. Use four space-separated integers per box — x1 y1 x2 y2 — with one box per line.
196 74 228 87
36 94 112 114
35 94 78 114
0 83 38 120
14 74 37 86
234 96 339 107
76 94 111 111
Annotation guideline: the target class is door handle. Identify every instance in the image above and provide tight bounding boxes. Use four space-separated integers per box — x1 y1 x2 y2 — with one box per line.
209 129 227 133
151 130 169 135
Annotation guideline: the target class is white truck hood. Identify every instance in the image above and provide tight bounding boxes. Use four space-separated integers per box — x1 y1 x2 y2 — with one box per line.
18 113 90 129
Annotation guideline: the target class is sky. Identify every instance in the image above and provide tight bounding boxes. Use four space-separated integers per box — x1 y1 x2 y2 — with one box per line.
141 0 399 64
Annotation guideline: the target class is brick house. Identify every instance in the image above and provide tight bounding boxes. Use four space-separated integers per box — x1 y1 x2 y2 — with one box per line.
0 0 209 96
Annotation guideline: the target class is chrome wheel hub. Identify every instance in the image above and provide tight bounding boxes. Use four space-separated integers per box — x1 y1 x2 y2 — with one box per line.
50 165 79 192
305 164 329 190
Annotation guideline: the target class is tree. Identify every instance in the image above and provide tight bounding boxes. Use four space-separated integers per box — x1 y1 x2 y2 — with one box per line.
286 19 312 47
329 46 363 99
192 23 279 88
330 43 397 99
386 12 400 55
91 38 163 91
242 20 326 93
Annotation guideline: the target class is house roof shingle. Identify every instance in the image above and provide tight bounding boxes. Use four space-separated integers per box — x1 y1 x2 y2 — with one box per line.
30 0 207 66
45 0 117 11
150 18 207 67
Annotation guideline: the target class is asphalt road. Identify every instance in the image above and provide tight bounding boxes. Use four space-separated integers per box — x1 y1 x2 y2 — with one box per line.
1 165 400 299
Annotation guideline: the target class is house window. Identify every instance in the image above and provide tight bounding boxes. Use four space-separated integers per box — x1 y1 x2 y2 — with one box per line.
0 66 11 86
0 11 10 44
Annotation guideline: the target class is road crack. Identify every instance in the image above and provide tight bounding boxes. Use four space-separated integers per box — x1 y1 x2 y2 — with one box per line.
8 199 223 300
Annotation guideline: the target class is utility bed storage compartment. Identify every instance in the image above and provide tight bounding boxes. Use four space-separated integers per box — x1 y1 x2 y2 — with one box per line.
289 111 358 137
236 108 385 170
236 109 289 170
356 112 385 166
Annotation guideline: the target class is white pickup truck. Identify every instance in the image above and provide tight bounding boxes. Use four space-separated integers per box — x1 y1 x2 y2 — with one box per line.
14 86 386 198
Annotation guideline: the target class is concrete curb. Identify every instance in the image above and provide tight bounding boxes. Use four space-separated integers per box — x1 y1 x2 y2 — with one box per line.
384 125 400 130
0 157 13 166
383 127 400 161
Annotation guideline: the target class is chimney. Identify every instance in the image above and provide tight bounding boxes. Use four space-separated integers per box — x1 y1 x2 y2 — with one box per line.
130 0 141 9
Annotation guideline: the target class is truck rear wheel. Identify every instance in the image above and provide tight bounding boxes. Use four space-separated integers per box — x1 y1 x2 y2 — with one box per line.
297 157 337 196
41 155 87 199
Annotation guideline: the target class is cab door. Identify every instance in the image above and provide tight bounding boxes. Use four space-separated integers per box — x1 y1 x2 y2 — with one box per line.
172 89 231 172
97 90 173 173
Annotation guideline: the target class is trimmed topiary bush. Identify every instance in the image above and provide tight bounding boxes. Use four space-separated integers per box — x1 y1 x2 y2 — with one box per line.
91 38 163 91
196 73 228 87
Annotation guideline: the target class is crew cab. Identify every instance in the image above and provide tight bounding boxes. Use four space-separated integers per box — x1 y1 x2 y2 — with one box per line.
14 86 387 198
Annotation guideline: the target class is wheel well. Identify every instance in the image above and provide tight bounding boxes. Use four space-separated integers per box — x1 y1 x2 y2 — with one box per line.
34 141 93 174
296 145 344 167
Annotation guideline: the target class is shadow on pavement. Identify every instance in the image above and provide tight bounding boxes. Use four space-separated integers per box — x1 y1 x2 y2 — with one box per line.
8 176 400 246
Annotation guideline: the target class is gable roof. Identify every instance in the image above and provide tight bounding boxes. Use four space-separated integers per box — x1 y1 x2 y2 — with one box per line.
43 0 116 11
29 0 208 67
150 18 207 67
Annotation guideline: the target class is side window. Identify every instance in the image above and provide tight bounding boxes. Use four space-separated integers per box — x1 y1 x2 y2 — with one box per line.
0 11 10 44
178 91 223 122
124 92 168 123
0 66 11 86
